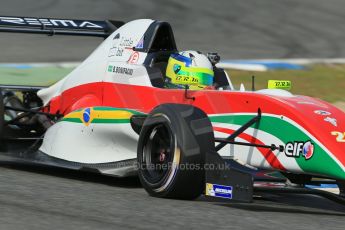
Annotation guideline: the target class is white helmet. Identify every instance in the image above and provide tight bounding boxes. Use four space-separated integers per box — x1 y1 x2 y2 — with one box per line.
165 50 214 90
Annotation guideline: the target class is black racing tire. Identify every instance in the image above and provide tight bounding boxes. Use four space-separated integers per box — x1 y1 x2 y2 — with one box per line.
0 89 5 150
0 89 4 139
137 103 215 199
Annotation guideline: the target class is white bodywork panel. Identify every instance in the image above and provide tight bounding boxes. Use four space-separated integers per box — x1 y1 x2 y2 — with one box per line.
38 19 157 164
256 89 294 97
104 62 152 86
38 19 154 105
40 121 138 163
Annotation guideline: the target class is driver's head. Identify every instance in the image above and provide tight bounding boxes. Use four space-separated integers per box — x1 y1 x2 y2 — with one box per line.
165 51 214 90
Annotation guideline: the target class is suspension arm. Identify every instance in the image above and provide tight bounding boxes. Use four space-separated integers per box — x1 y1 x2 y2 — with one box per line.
215 138 284 152
4 106 62 118
215 108 262 151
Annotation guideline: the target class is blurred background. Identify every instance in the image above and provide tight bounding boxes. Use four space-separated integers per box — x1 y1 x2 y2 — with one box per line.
1 0 345 62
0 0 345 108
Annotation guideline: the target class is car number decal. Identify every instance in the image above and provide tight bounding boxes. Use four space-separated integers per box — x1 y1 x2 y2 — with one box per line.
331 131 345 142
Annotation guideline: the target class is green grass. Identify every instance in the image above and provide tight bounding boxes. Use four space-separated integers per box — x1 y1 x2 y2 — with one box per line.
0 64 344 103
226 64 345 103
0 66 74 87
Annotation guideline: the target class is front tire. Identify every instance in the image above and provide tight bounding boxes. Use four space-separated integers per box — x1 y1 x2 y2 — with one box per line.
137 103 214 199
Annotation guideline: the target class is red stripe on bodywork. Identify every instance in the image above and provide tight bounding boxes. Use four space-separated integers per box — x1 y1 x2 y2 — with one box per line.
214 126 286 171
47 81 345 166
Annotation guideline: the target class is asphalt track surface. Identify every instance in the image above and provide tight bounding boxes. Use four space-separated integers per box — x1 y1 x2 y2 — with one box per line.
1 1 345 229
0 162 344 230
1 0 345 62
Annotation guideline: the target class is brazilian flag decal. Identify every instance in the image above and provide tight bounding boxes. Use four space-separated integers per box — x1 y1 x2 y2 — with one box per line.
62 107 144 126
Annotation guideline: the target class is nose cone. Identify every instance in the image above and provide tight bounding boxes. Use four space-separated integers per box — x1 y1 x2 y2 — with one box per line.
278 95 345 180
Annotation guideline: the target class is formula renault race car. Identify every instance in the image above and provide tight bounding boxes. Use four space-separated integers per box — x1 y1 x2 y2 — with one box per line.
0 16 345 203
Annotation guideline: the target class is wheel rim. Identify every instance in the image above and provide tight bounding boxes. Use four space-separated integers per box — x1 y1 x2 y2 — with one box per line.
141 124 175 185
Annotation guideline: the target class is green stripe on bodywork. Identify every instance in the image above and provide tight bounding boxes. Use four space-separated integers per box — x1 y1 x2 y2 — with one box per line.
210 114 345 180
92 118 130 123
62 118 82 123
62 118 130 124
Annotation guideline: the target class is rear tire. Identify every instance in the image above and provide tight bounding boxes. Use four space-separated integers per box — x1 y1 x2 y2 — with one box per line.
0 89 4 134
0 89 5 149
137 103 214 199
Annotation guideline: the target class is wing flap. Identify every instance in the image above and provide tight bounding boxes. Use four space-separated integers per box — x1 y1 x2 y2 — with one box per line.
0 16 124 38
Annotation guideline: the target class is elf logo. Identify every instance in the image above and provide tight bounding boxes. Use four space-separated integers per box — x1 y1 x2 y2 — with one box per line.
285 141 314 160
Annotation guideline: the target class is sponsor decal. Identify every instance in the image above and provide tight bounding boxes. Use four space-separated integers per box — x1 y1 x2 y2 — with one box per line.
82 108 92 126
127 52 140 64
206 183 232 199
314 110 331 116
267 80 291 90
331 131 345 142
63 107 143 124
109 36 134 57
108 46 124 57
302 141 314 160
284 141 314 160
119 37 134 47
324 117 337 127
136 36 144 49
108 47 116 57
0 16 102 28
108 65 133 75
113 33 120 40
173 64 181 73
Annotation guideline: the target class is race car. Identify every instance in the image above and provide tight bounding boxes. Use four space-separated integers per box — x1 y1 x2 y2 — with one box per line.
0 16 344 202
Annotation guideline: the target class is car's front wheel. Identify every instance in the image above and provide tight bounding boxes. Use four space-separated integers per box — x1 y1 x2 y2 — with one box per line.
137 103 214 199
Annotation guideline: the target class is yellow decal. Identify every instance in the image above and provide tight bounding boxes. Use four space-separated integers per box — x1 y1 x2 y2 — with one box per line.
331 131 345 142
63 108 134 126
268 80 292 90
205 183 214 196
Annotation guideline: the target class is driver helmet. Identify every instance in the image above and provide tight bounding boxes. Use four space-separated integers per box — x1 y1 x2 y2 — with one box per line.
165 50 214 90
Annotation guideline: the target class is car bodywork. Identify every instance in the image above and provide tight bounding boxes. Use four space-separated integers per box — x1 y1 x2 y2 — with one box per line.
0 17 345 201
